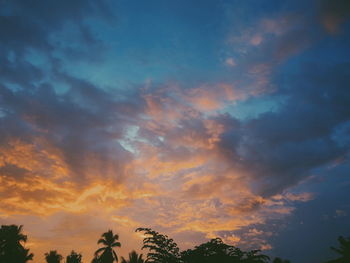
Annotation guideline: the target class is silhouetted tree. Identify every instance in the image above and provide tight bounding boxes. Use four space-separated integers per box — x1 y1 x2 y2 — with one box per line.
181 238 241 263
17 248 34 263
94 230 121 263
45 250 63 263
273 257 290 263
181 237 269 263
326 236 350 263
91 256 100 263
121 251 144 263
0 224 33 263
136 228 180 263
244 249 270 262
66 250 82 263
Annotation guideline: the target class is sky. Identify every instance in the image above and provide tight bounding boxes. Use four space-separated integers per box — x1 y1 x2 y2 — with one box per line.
0 0 350 262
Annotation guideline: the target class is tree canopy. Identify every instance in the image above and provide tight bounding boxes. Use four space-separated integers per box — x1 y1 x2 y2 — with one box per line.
136 228 180 263
66 250 82 263
121 250 144 263
1 223 349 263
326 236 350 263
181 237 269 263
94 230 121 263
45 250 63 263
0 224 33 263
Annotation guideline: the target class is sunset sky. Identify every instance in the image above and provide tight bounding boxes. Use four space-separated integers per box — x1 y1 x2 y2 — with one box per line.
0 0 350 262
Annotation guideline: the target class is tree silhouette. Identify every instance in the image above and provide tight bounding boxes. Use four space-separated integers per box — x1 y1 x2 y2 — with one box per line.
16 248 33 263
8 223 350 263
91 256 101 263
94 230 121 263
326 236 350 263
181 237 269 263
45 250 63 263
181 237 242 263
0 224 33 263
136 228 180 263
66 250 82 263
121 251 144 263
272 257 291 263
244 249 270 263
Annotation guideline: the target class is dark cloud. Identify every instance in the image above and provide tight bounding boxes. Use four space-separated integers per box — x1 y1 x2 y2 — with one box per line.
219 0 350 198
319 0 350 33
0 0 113 53
0 56 44 86
218 62 350 197
0 0 115 104
0 0 140 184
0 163 28 179
269 162 350 263
0 79 143 182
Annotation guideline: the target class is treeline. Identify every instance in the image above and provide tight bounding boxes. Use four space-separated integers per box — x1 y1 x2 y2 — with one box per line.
0 224 349 263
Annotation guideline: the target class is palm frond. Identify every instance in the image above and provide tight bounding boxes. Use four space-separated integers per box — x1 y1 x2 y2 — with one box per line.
112 241 121 248
94 247 107 256
98 238 108 246
113 250 119 262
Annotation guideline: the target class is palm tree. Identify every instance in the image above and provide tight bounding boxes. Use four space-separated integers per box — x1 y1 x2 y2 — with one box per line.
326 236 350 263
0 224 33 263
45 250 63 263
121 251 144 263
94 230 121 263
66 250 82 263
17 248 34 263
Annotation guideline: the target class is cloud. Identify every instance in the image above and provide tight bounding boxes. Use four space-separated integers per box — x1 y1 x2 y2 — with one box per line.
225 57 236 66
185 83 246 112
319 0 350 34
0 163 29 179
0 84 137 182
218 62 350 197
0 0 113 53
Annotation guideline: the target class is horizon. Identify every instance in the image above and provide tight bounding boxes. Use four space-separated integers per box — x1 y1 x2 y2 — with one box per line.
0 0 350 262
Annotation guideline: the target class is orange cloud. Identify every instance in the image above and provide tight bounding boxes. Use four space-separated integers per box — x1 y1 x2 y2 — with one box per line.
0 79 317 262
185 83 246 112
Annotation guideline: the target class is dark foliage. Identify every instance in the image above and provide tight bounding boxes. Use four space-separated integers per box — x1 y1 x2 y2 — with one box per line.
4 224 350 263
67 250 83 263
121 250 144 263
181 237 269 263
272 257 290 263
326 236 350 263
45 250 63 263
136 228 181 263
94 230 121 263
0 225 33 263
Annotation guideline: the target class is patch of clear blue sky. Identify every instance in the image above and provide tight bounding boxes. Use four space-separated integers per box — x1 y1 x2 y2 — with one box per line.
225 96 285 119
61 0 228 89
53 0 295 86
24 0 319 119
